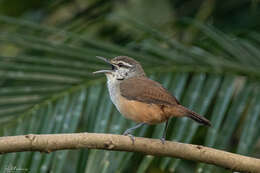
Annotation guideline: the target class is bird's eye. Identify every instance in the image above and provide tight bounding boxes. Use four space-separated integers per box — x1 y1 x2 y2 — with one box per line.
118 63 124 67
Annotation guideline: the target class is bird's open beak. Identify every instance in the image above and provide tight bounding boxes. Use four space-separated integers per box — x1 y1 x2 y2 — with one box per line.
93 56 114 74
93 69 113 74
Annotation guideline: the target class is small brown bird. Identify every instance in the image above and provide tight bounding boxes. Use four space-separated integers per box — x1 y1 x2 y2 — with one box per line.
93 56 211 143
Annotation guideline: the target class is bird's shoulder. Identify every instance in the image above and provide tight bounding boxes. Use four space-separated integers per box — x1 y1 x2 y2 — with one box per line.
120 77 179 105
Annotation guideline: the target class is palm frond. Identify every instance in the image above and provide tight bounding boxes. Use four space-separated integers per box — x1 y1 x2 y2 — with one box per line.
0 14 259 173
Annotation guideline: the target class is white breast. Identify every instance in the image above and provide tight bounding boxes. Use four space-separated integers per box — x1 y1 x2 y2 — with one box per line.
107 78 121 112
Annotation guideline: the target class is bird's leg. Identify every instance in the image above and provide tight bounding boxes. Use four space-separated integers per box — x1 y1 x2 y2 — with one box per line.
160 119 169 144
123 123 145 143
123 123 145 135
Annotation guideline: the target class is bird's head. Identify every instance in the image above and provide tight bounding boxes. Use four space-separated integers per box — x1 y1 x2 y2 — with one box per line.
93 56 146 81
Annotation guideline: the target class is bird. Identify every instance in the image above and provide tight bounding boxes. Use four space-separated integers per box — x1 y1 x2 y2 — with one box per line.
93 56 211 143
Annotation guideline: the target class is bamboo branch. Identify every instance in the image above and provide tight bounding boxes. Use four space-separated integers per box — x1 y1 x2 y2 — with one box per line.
0 133 259 173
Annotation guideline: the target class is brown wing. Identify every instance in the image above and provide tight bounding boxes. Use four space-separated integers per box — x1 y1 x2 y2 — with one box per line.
120 77 179 105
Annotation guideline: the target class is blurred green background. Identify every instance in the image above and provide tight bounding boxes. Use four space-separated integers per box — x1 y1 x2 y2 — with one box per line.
0 0 259 172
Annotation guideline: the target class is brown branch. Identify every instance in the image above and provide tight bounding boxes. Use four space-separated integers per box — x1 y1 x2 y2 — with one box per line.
0 133 259 173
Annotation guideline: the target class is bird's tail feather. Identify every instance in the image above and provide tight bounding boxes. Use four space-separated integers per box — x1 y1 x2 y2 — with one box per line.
178 105 211 126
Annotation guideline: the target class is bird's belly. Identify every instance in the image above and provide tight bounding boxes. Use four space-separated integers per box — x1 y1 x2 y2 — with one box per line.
107 79 168 124
118 96 168 124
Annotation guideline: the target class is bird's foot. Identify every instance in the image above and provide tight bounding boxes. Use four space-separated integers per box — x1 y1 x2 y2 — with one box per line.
123 131 135 144
123 129 131 136
160 137 166 144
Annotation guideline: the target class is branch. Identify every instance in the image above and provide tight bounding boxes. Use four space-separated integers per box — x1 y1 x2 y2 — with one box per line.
0 133 259 173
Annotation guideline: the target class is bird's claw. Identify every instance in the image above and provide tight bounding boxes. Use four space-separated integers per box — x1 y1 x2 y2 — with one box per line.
160 137 166 144
123 130 130 136
123 132 135 144
128 134 135 144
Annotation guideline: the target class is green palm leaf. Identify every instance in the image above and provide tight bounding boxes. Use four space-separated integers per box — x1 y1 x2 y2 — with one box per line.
0 13 259 173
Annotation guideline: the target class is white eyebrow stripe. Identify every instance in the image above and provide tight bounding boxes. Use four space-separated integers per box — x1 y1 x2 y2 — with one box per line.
117 61 133 67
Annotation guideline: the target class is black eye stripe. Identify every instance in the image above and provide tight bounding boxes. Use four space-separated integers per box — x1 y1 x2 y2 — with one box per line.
117 63 130 68
118 63 123 67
